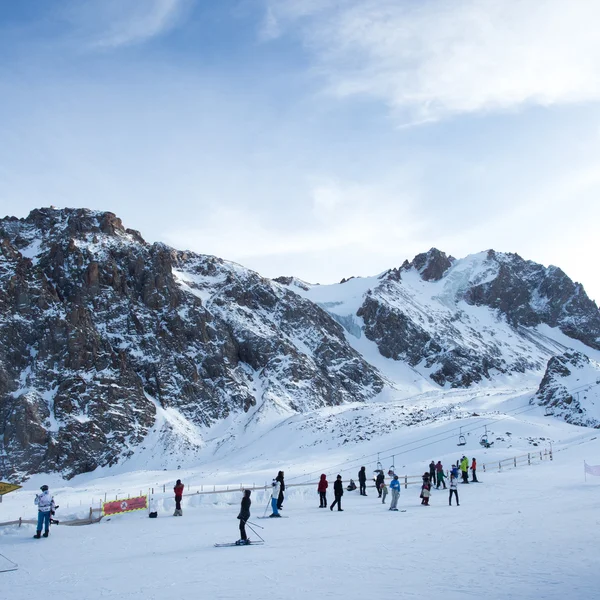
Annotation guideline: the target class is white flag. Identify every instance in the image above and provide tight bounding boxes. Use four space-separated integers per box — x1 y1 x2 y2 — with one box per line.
584 462 600 476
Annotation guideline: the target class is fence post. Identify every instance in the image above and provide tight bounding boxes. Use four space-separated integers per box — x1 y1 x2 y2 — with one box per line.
404 476 408 489
482 463 486 472
18 517 22 528
549 447 553 461
514 457 517 467
528 453 531 465
163 485 166 493
89 507 93 523
498 461 501 471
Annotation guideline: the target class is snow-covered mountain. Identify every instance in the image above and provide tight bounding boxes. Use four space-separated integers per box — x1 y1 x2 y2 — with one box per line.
1 208 599 480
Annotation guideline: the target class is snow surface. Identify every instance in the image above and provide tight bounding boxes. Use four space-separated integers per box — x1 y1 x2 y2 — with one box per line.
2 405 599 600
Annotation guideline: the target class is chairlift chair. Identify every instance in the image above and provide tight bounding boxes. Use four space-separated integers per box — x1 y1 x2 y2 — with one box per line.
388 455 395 477
457 427 466 446
479 425 493 448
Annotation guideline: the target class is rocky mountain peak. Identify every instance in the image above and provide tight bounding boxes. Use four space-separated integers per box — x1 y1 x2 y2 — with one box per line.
402 248 455 281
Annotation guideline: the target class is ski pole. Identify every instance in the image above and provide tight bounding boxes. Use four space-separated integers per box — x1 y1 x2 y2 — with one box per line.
246 522 265 543
262 496 270 517
246 520 264 529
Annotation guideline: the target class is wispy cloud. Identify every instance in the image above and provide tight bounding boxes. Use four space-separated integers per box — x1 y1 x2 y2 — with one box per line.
264 0 600 122
66 0 192 49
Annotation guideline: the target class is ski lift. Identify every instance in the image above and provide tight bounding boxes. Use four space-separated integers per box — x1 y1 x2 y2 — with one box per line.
544 406 553 417
479 426 493 448
457 427 466 446
376 453 383 472
388 455 395 477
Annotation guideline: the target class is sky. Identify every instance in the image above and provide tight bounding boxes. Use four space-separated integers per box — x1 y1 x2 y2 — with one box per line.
0 0 599 302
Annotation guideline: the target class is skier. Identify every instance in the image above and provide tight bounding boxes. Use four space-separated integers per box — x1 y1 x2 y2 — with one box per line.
173 479 184 516
318 474 328 508
435 461 446 489
420 477 431 506
34 485 55 538
429 460 436 484
276 471 285 510
236 489 252 545
389 475 401 511
375 470 385 497
460 456 469 483
270 478 281 517
330 475 344 511
380 479 388 504
449 473 460 506
471 458 478 482
358 466 367 496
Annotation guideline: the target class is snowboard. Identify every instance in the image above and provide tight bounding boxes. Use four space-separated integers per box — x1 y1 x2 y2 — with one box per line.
214 541 265 547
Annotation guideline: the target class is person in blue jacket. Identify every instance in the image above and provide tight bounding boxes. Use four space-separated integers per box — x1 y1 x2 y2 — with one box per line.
389 475 401 511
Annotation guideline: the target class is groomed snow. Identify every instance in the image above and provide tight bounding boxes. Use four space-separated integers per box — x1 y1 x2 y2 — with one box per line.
2 429 599 600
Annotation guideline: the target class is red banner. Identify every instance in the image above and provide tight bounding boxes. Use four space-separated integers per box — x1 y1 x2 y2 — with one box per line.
102 495 148 516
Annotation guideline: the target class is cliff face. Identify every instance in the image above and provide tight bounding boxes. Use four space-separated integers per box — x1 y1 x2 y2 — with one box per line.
533 351 600 428
0 208 383 480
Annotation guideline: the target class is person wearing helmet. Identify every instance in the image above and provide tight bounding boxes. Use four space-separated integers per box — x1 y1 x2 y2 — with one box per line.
34 485 56 538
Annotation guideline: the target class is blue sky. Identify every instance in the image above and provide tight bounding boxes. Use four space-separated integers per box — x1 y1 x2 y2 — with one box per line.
1 0 599 302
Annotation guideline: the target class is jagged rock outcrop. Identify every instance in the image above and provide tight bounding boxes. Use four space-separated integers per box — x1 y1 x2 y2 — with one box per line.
0 208 384 480
533 351 600 428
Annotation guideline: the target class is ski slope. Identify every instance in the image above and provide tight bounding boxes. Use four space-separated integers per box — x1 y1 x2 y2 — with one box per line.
2 394 600 600
2 434 599 600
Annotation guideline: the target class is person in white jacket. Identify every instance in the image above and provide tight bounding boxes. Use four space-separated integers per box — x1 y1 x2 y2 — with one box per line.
270 479 281 517
34 485 56 538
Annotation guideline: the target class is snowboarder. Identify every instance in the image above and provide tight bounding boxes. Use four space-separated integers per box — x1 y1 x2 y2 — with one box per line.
237 489 252 545
318 474 328 508
449 473 460 506
276 471 285 510
270 479 281 517
460 456 469 483
375 470 385 497
34 485 55 538
471 458 478 482
429 460 436 483
330 475 344 511
420 477 431 506
358 466 367 496
380 480 388 504
435 461 446 489
173 479 184 516
389 475 400 511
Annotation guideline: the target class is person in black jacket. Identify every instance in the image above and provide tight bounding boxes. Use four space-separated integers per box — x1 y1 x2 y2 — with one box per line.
237 489 251 545
276 471 285 510
375 470 385 497
330 475 344 511
358 466 367 496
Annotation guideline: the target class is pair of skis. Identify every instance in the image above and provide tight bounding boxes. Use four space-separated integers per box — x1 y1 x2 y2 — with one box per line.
215 541 265 547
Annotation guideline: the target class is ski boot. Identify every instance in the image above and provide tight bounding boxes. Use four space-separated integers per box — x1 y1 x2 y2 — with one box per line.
33 531 42 539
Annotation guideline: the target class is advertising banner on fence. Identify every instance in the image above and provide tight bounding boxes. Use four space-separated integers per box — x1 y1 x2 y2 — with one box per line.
0 482 22 496
584 461 600 477
102 495 148 517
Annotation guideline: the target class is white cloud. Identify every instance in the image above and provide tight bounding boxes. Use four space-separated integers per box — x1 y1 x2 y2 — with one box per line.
264 0 600 122
66 0 191 49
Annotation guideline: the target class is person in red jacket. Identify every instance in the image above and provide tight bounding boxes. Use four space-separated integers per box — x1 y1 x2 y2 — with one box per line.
173 479 184 516
470 458 478 483
318 474 328 508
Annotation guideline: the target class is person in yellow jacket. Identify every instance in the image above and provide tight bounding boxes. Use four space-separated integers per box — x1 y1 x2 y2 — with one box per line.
460 456 469 483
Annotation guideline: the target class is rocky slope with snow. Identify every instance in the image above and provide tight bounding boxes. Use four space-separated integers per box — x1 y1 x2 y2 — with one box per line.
0 208 383 480
533 351 600 428
1 208 599 481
